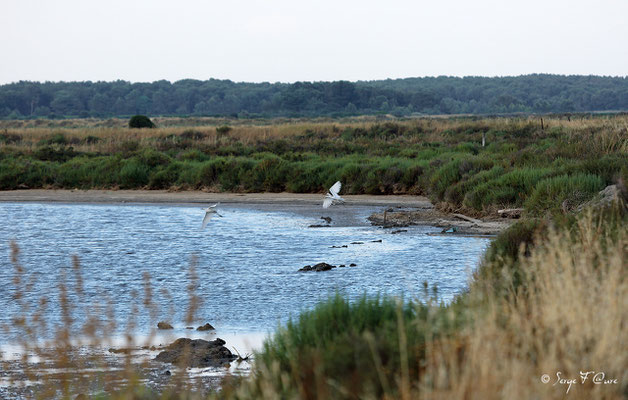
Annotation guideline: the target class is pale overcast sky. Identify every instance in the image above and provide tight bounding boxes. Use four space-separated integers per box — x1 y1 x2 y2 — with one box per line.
1 0 627 84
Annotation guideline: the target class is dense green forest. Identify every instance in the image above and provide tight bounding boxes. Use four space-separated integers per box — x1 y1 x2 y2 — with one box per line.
1 74 627 119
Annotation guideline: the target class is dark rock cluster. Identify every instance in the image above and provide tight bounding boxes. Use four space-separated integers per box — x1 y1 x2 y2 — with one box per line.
154 338 236 368
298 262 357 272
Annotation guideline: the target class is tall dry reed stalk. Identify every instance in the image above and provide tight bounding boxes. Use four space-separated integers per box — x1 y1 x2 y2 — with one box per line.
2 115 627 153
1 242 209 399
421 210 627 400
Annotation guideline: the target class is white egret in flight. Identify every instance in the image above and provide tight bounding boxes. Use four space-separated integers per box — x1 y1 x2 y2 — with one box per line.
201 203 223 229
323 181 345 208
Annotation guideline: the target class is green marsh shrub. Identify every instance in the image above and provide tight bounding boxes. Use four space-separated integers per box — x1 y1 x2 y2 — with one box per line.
178 149 207 162
55 156 124 188
135 148 171 168
0 132 21 144
199 158 227 187
248 294 465 400
525 173 605 213
148 163 183 189
464 167 554 210
0 158 57 189
118 159 149 188
217 159 247 191
38 132 67 146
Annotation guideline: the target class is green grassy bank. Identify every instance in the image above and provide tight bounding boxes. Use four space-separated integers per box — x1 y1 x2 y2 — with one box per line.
1 116 627 216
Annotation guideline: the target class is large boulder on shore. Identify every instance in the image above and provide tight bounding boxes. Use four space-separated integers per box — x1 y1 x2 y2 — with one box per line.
576 184 627 212
154 338 236 368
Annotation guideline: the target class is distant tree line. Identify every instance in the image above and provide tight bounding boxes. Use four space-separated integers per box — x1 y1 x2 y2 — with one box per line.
1 74 627 119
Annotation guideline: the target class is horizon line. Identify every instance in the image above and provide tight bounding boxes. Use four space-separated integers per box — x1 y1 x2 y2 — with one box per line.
2 73 628 86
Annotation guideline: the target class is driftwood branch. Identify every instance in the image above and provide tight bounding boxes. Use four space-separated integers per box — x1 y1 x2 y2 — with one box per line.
452 213 482 224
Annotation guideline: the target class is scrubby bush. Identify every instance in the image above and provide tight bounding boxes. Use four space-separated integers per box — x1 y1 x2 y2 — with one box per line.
0 132 21 144
118 159 149 188
199 158 227 187
33 145 76 162
82 135 101 145
429 155 493 200
525 173 605 213
478 218 548 292
38 132 67 146
148 163 183 189
255 156 291 192
216 125 232 136
177 149 207 162
249 294 463 400
0 158 57 189
128 115 155 129
463 167 554 210
179 129 206 140
135 148 171 168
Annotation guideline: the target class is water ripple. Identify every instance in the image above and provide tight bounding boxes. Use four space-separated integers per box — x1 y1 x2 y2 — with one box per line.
0 202 490 340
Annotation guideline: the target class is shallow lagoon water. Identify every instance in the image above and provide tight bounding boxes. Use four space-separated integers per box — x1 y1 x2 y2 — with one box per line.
0 202 490 341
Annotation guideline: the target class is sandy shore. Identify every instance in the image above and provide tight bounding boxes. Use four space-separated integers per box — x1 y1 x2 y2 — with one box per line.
0 189 433 207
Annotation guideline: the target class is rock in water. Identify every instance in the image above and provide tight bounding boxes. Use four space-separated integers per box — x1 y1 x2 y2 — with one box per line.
154 338 236 368
299 262 336 272
313 262 335 271
157 321 173 330
197 323 215 331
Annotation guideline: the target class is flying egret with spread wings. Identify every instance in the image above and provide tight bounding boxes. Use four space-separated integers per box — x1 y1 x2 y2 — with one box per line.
323 181 345 208
201 203 223 229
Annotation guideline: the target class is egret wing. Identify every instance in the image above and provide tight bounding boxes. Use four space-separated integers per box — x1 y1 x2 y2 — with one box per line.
201 211 214 229
322 198 333 209
329 181 342 196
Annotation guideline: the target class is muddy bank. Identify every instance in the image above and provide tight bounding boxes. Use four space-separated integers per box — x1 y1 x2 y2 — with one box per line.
368 208 513 235
0 189 513 234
